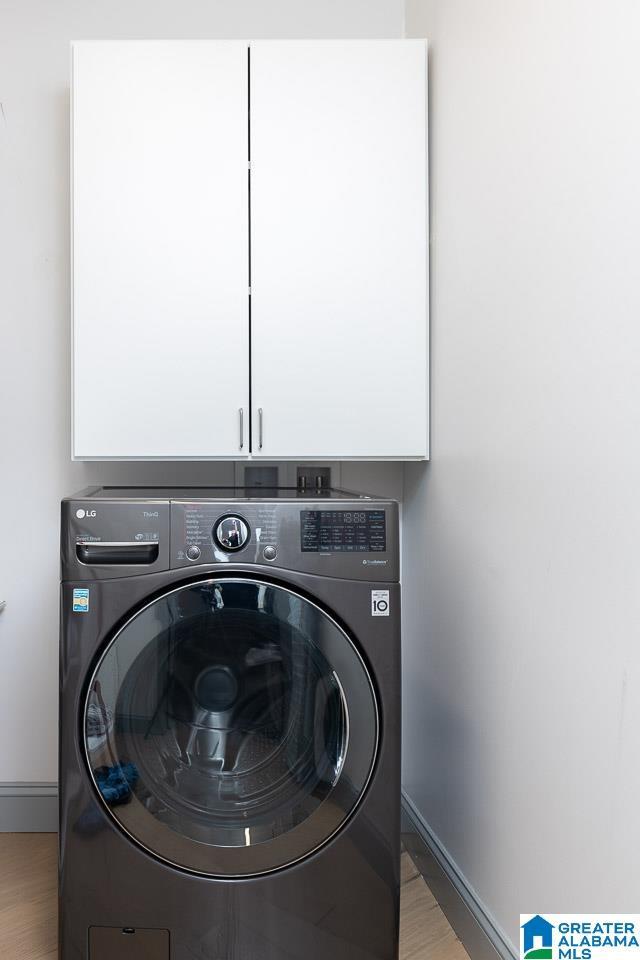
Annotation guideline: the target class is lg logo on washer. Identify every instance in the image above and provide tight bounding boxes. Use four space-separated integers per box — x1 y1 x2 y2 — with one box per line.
75 508 96 519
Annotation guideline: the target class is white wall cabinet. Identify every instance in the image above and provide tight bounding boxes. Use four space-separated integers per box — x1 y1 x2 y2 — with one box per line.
250 41 428 459
72 40 428 460
72 42 249 458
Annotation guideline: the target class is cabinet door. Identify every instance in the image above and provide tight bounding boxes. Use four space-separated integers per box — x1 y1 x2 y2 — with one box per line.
72 42 249 458
250 41 428 459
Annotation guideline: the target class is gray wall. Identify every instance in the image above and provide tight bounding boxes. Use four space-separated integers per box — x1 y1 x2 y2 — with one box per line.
0 0 404 784
402 0 640 951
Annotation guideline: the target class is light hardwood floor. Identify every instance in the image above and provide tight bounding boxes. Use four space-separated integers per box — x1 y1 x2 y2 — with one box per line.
0 834 468 960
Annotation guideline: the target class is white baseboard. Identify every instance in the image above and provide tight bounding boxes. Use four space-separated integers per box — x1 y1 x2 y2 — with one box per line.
0 783 58 832
402 792 517 960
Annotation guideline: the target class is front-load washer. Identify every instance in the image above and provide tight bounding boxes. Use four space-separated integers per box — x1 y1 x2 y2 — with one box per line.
59 487 400 960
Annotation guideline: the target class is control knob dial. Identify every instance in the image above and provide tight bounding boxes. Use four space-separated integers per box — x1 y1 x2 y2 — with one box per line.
214 515 250 552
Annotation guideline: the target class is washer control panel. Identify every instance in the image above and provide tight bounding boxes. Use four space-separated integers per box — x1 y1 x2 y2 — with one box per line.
170 500 398 581
62 493 398 582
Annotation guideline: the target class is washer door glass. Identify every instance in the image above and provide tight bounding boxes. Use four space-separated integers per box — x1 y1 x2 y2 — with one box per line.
84 578 378 877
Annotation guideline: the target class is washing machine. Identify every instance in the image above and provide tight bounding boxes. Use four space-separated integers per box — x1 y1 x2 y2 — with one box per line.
59 487 400 960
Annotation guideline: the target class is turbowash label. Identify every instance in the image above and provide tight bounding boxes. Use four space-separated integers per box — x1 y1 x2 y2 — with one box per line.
521 915 640 960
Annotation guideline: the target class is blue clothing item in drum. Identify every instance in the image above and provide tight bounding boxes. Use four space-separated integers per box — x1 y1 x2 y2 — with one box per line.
94 763 139 805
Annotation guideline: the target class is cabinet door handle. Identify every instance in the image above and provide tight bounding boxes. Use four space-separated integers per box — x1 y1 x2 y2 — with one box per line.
239 408 244 450
258 408 263 450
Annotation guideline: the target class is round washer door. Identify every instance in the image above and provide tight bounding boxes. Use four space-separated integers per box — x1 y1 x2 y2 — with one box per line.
84 578 379 877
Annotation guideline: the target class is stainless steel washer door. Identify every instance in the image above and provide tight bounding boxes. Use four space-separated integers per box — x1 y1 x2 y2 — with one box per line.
83 578 379 877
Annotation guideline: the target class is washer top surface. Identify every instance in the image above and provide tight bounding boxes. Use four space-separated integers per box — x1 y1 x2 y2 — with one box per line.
65 485 378 501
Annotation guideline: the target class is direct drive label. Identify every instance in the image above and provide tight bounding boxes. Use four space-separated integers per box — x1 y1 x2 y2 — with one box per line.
371 590 390 617
72 588 89 613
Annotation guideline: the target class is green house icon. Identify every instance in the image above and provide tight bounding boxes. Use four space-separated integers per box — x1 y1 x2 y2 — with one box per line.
522 915 554 959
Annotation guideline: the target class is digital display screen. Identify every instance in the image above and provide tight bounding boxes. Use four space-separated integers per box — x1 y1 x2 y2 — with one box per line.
301 510 386 553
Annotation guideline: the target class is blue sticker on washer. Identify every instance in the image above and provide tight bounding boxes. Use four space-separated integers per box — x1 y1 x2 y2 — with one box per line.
72 588 89 613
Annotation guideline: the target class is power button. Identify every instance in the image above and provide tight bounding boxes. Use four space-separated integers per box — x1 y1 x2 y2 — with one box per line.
186 545 201 561
263 545 277 561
